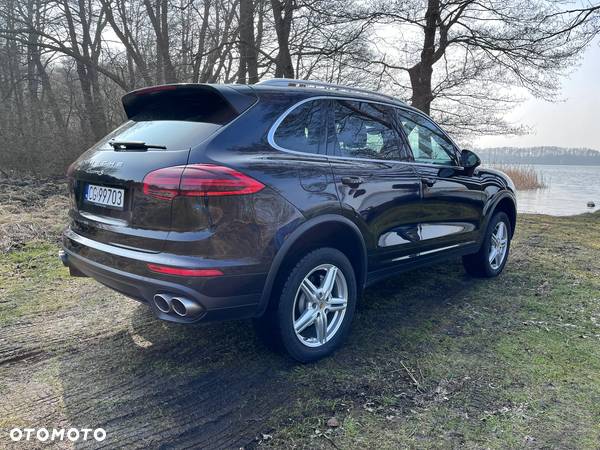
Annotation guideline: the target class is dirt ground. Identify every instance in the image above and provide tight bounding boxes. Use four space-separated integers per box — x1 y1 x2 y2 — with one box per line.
0 177 599 449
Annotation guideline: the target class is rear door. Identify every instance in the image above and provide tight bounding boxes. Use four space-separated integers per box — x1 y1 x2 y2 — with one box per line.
396 108 486 252
68 85 256 253
327 99 422 270
268 98 340 217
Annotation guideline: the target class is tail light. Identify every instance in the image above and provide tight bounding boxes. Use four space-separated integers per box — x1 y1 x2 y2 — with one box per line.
143 164 264 200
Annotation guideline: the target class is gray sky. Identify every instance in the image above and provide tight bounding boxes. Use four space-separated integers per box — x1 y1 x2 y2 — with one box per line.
475 41 600 150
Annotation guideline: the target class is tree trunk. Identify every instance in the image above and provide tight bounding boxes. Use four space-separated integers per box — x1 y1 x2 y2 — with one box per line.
408 63 433 115
407 0 440 115
144 0 178 83
159 0 177 82
101 0 154 86
238 0 258 84
271 0 294 78
34 57 68 136
25 0 43 131
62 0 108 140
192 0 211 82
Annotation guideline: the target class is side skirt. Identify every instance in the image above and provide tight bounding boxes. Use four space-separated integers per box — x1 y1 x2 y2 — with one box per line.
365 242 480 287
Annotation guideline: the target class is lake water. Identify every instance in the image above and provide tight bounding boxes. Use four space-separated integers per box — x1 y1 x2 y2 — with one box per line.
499 164 600 216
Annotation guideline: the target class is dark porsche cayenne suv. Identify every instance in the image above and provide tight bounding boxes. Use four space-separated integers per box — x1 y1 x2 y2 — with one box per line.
61 79 516 362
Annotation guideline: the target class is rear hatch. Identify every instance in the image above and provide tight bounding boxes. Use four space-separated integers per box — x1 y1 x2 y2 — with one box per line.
68 84 256 253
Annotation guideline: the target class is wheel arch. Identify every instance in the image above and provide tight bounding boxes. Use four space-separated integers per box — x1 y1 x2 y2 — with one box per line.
486 192 517 238
257 215 367 316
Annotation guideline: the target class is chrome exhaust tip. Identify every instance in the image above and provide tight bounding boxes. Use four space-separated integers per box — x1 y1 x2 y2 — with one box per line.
153 294 172 313
171 297 202 317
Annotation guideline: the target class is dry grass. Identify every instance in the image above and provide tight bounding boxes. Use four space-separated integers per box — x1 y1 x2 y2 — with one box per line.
0 176 69 252
493 164 546 190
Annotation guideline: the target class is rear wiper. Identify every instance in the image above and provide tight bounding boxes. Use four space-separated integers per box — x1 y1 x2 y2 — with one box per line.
109 141 167 151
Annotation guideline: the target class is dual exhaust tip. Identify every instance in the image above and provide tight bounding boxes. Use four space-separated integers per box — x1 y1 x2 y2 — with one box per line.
153 294 202 317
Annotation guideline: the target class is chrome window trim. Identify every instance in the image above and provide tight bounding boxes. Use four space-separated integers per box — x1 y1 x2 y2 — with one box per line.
267 96 328 157
267 95 463 169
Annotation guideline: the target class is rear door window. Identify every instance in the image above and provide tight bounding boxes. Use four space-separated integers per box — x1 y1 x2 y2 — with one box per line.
272 100 327 154
331 100 411 161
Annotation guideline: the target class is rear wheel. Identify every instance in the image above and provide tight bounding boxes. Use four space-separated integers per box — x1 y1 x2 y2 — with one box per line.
463 211 511 277
271 248 357 362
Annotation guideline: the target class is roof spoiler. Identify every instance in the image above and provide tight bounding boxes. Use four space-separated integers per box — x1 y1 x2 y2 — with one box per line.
121 84 257 120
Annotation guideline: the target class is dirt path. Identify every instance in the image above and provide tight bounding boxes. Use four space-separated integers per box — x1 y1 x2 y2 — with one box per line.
0 281 298 448
0 178 309 448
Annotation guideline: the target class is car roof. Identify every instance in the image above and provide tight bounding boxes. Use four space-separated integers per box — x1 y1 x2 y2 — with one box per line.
247 83 410 110
123 81 422 116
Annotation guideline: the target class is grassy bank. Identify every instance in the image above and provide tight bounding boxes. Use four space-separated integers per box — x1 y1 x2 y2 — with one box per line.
0 180 599 448
261 210 600 448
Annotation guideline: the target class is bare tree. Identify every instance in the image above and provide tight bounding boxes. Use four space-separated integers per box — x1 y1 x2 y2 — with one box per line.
0 0 597 175
353 0 596 135
271 0 294 77
144 0 177 83
238 0 259 83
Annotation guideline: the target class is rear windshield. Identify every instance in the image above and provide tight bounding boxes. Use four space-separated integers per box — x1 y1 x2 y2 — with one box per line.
101 120 221 151
102 89 236 151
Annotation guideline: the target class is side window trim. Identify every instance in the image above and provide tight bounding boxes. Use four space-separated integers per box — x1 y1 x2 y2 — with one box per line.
267 95 461 168
391 106 415 162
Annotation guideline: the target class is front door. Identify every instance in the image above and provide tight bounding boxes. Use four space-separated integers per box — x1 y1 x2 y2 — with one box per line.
396 108 486 254
326 99 422 271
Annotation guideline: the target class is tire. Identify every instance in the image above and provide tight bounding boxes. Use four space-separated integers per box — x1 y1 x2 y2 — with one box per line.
269 248 357 363
463 211 512 278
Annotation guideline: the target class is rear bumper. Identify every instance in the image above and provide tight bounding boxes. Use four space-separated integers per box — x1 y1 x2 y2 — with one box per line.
61 228 267 323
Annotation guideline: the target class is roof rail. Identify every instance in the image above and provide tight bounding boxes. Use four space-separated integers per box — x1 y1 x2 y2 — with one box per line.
258 78 404 105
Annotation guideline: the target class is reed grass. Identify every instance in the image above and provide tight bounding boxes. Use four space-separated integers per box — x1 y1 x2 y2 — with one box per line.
492 164 546 190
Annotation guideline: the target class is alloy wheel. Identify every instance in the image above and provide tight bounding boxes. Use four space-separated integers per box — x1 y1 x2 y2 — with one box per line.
292 264 348 348
489 221 508 270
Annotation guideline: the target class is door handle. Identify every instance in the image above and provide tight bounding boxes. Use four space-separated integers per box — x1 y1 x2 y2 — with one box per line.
421 177 436 187
341 176 364 188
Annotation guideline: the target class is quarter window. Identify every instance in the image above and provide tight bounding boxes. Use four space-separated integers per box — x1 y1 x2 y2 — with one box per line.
331 100 410 161
273 100 326 154
397 110 457 165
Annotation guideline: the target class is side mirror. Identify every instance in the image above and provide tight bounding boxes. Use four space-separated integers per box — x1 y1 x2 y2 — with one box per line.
460 149 481 175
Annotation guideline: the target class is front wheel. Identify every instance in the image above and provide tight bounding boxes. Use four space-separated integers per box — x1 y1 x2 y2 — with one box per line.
463 212 512 278
275 248 357 362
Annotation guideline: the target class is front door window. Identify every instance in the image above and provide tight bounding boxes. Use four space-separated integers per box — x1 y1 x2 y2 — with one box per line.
397 110 457 165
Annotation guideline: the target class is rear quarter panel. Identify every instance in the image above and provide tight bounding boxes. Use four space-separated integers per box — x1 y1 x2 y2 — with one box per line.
163 92 341 276
183 92 343 260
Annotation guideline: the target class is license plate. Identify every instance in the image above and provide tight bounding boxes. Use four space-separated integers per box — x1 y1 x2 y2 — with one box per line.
84 184 125 209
